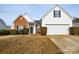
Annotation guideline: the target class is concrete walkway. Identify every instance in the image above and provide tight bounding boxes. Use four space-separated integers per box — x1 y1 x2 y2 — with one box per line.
50 36 79 54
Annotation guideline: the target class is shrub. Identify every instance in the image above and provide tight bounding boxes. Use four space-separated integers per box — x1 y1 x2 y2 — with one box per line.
9 30 17 35
0 29 9 35
78 32 79 35
69 27 79 35
37 31 41 34
40 27 47 35
17 30 23 34
23 28 29 34
17 28 29 34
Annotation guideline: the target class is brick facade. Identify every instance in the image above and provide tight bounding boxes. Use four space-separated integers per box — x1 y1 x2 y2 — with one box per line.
14 15 29 30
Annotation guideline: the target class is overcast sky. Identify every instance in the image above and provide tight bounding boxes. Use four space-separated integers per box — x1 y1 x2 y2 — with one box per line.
0 4 79 25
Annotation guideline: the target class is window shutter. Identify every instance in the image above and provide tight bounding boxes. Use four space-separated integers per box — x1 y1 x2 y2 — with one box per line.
59 10 61 17
54 10 55 17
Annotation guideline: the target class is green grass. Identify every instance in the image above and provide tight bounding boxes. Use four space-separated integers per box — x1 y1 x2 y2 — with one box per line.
0 35 63 54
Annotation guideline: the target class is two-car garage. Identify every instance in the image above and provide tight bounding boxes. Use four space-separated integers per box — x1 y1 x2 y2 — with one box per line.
41 5 72 35
46 24 70 35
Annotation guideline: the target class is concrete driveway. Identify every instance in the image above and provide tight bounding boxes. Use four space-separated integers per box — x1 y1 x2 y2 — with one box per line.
49 35 79 54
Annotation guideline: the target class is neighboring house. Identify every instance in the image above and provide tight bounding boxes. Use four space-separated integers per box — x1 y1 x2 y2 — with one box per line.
11 14 36 34
41 5 73 35
73 18 79 27
0 18 8 30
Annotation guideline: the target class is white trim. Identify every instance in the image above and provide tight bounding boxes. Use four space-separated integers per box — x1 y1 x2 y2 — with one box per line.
45 24 70 25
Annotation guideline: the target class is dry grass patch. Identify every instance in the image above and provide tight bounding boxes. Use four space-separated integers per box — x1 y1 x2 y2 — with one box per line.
0 35 63 54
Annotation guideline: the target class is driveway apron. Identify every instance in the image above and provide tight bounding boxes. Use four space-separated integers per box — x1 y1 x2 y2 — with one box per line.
50 36 79 54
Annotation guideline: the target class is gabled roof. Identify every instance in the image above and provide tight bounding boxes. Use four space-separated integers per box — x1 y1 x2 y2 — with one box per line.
14 12 35 23
14 15 26 23
23 12 34 23
0 18 7 27
0 18 9 29
41 4 73 20
35 20 41 25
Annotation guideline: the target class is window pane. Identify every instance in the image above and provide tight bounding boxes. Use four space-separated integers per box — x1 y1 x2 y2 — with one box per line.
54 10 61 17
18 26 24 30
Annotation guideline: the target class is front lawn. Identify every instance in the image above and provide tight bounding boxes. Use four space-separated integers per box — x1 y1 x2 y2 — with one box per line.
0 35 63 54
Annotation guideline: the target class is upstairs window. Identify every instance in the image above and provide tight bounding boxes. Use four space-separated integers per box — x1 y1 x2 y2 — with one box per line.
54 10 61 17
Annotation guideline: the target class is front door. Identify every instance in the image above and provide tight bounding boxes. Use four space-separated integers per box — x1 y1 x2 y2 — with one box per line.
30 27 33 34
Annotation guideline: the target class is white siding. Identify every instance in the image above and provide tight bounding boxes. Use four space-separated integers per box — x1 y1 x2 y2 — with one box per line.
42 5 72 35
42 7 72 27
33 24 36 34
11 23 14 29
73 22 79 27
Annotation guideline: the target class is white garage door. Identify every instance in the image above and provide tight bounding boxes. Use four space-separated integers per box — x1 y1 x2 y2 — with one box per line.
46 24 69 35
